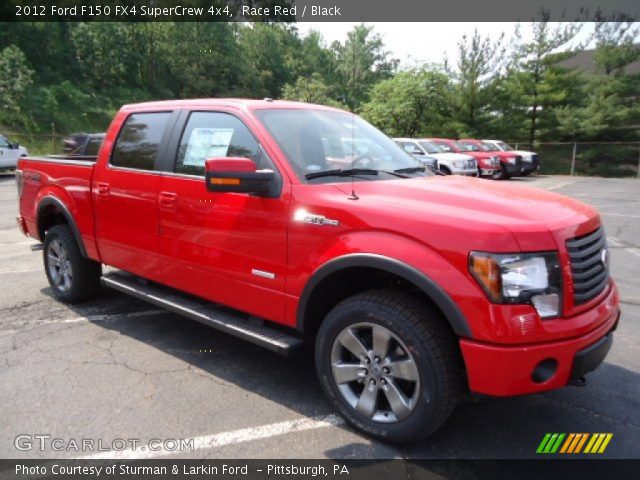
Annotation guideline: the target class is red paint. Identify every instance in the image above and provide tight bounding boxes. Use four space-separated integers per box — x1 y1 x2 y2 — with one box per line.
16 99 619 397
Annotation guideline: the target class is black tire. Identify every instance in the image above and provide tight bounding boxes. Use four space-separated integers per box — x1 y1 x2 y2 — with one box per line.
43 224 102 303
439 166 452 175
315 290 463 444
491 165 509 180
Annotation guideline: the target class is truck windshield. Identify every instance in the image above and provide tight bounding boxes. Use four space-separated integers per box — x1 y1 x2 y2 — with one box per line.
418 141 444 154
254 109 429 183
456 141 488 152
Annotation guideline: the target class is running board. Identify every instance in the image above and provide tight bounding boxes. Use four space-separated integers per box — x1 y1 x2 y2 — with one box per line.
101 272 304 356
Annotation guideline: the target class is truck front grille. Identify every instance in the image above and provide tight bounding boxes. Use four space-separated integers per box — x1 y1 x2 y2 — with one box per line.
466 159 476 169
514 155 524 169
566 227 609 305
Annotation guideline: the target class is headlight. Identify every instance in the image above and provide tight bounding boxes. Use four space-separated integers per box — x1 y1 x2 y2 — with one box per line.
469 251 562 318
453 161 464 168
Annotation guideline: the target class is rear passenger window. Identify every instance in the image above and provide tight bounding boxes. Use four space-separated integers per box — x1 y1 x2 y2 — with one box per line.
175 112 260 176
111 112 171 170
85 138 103 156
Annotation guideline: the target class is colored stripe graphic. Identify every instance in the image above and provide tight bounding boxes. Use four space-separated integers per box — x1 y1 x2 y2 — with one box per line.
538 433 613 454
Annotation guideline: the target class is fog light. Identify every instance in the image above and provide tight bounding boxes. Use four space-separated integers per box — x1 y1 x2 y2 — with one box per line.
532 358 557 383
531 293 560 318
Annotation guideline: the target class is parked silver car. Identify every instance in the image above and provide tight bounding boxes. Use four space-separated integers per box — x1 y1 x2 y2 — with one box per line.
394 138 477 176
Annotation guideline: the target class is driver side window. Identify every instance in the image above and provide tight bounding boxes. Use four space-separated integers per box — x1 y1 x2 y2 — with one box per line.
175 112 263 176
0 136 10 148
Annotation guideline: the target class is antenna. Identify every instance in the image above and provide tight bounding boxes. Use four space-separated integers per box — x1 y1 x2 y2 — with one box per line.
349 31 358 201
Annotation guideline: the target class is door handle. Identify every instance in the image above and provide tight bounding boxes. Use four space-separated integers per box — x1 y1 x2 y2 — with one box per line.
158 191 178 211
95 182 110 196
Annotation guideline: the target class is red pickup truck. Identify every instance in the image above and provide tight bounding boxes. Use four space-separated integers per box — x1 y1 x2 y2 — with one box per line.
16 99 619 444
458 138 525 180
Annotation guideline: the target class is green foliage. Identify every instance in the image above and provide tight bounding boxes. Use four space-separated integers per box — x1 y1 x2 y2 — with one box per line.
0 45 34 112
449 29 505 136
331 24 398 110
281 73 345 108
360 69 461 137
0 20 638 179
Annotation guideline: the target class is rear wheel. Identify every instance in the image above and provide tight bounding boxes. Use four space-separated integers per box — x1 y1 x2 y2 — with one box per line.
43 225 102 303
316 290 462 444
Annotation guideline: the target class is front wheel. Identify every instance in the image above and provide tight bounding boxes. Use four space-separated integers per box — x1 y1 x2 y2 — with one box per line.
43 224 102 303
491 165 510 180
315 290 462 444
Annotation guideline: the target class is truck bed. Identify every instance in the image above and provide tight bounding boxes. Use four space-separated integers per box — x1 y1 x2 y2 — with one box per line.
17 156 100 261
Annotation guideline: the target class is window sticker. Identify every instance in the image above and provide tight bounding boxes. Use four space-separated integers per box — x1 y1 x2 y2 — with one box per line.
182 128 234 166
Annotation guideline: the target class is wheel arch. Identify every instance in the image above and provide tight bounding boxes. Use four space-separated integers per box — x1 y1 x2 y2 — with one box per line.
296 253 472 339
36 196 88 258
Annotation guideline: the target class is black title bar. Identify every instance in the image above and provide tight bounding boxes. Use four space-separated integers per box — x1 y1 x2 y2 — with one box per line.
1 0 639 22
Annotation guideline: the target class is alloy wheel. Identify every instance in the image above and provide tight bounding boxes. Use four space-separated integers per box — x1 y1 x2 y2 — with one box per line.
330 322 421 423
47 239 73 292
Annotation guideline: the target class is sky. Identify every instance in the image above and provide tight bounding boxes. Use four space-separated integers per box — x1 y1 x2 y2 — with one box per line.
296 22 600 68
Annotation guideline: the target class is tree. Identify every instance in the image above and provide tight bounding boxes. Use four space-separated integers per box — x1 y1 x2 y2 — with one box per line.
360 68 458 137
451 29 505 136
555 22 640 141
280 73 344 108
0 45 34 112
508 18 582 144
238 23 300 98
331 24 398 111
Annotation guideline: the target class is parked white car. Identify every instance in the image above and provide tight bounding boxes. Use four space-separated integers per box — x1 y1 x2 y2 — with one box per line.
0 135 28 171
393 138 477 176
483 139 539 176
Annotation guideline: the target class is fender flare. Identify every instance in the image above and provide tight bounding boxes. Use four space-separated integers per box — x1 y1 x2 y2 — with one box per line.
296 253 473 338
36 195 88 258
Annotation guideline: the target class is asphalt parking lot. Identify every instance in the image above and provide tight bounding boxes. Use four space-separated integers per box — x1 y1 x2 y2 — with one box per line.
1 173 639 460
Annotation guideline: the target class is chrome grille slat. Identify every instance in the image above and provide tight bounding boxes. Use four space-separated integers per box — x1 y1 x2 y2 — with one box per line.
566 227 609 305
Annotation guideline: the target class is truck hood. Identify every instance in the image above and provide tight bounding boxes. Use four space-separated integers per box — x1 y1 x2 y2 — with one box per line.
330 175 598 251
430 152 474 161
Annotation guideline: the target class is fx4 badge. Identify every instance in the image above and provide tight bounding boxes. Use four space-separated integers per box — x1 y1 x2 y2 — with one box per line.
294 209 339 226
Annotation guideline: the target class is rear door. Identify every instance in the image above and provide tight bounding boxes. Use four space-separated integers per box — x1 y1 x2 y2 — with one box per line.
93 110 177 282
156 109 289 322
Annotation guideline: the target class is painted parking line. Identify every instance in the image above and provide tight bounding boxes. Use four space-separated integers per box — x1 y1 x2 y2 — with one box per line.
602 213 640 220
82 414 345 460
0 268 41 274
0 309 165 336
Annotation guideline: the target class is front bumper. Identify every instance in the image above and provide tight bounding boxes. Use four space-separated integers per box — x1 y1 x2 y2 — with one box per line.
479 168 501 176
460 296 620 396
452 168 478 176
504 162 524 175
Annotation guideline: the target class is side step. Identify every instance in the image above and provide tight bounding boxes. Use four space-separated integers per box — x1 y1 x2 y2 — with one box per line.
101 272 304 356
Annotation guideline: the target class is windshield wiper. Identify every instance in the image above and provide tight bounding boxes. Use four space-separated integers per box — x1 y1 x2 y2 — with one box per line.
393 166 425 174
305 168 379 180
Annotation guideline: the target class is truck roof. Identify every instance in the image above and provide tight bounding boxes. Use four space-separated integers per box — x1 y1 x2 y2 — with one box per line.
120 98 343 113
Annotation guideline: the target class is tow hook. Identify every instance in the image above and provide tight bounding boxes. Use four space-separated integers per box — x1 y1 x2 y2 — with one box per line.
570 376 587 387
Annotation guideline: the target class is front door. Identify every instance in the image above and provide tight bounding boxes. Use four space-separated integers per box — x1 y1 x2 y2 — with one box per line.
157 110 289 322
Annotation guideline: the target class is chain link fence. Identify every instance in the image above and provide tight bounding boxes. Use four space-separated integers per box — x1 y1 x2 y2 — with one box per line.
512 141 640 178
4 128 640 179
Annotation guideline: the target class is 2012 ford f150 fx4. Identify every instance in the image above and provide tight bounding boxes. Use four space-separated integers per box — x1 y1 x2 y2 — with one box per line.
16 99 620 444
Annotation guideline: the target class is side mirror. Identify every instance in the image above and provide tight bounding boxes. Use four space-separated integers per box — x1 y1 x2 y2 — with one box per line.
205 157 274 196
